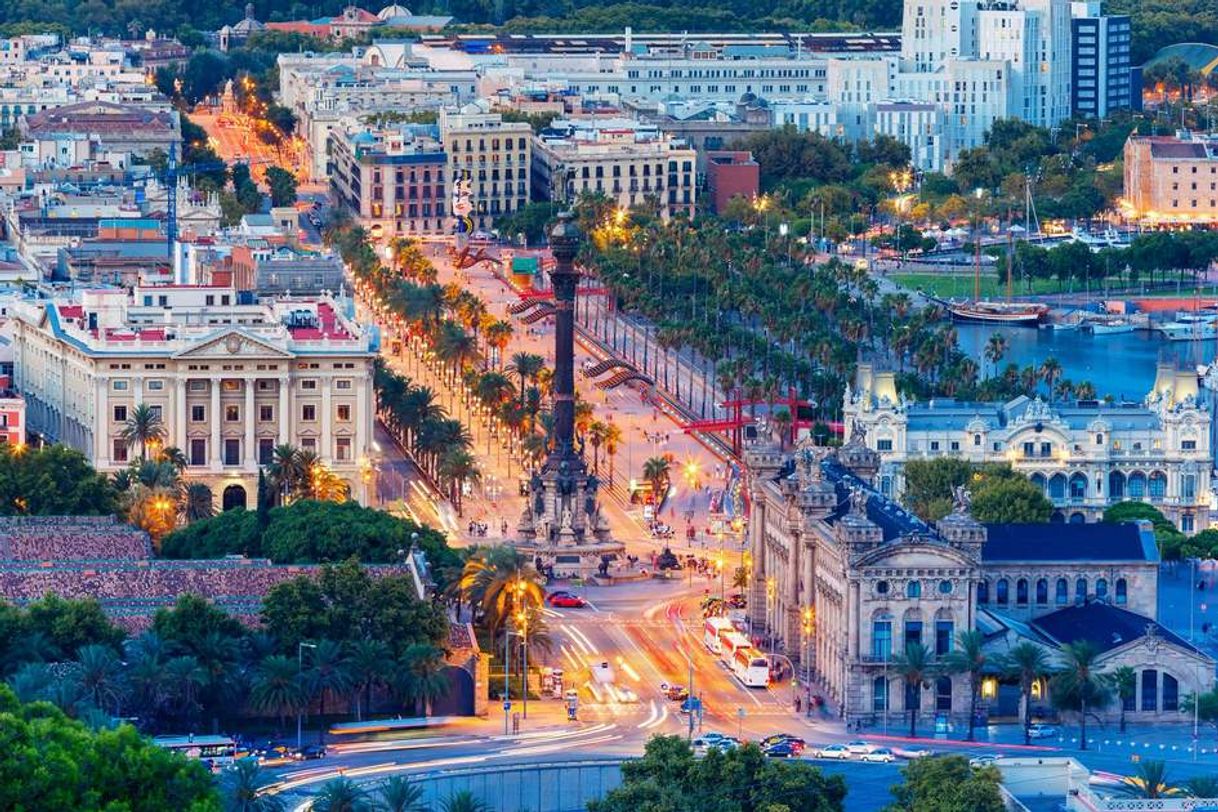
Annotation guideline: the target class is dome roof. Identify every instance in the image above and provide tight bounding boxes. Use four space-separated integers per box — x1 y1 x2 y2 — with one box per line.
378 3 412 18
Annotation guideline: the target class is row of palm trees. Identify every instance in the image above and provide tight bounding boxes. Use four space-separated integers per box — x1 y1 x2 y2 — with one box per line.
892 633 1117 749
222 760 492 812
5 627 448 736
982 336 1098 402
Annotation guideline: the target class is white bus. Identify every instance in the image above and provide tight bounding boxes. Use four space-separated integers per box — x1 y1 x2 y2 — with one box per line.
718 630 752 665
704 617 735 654
153 734 238 767
731 648 770 688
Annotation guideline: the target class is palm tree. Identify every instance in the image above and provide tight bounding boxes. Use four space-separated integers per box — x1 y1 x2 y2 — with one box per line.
74 644 125 715
1109 665 1136 734
304 640 354 734
439 791 492 812
268 444 305 504
437 449 480 518
1050 640 1109 750
508 352 545 406
158 445 188 471
1115 760 1179 799
183 482 214 523
983 333 1007 376
347 639 392 721
458 547 545 640
942 630 987 742
311 777 372 812
248 654 306 729
587 421 608 474
397 643 450 717
892 642 934 738
377 776 426 812
163 654 208 726
1002 642 1050 745
219 758 286 812
602 422 622 487
1039 356 1063 401
121 403 166 460
484 320 514 368
642 456 671 512
771 407 793 449
1184 776 1218 798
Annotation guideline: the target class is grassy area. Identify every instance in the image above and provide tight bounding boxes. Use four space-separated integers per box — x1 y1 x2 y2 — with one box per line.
891 273 1077 299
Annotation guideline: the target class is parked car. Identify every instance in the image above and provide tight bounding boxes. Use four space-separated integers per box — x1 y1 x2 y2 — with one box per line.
760 734 806 750
727 593 747 609
547 592 586 608
693 736 738 755
810 744 852 760
969 754 1003 768
763 740 803 758
1028 724 1057 740
861 747 896 763
845 740 874 755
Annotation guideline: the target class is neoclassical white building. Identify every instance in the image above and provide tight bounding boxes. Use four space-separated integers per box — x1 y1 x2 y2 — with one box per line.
842 362 1212 531
744 437 1213 729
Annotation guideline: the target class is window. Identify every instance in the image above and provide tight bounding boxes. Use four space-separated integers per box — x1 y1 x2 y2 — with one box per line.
191 405 205 422
935 676 952 712
872 619 892 659
260 405 273 422
873 676 888 712
113 380 128 391
337 405 351 422
1123 683 1136 711
1096 578 1108 600
258 438 275 465
938 580 952 594
336 437 352 461
113 438 128 463
1163 673 1179 712
907 581 921 599
1183 440 1197 450
189 438 206 466
1016 578 1029 606
973 434 981 446
904 620 923 648
335 379 352 390
977 581 989 604
223 439 241 466
1141 669 1158 712
1056 578 1069 605
147 380 163 391
905 681 921 712
877 439 893 451
301 379 318 391
148 405 162 420
1075 578 1087 605
1035 579 1048 605
113 405 127 422
301 437 316 451
225 405 239 422
302 405 316 421
1115 578 1127 605
876 580 889 595
996 579 1009 605
935 620 954 655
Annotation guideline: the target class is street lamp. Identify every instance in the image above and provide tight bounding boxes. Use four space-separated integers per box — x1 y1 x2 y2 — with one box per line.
515 609 529 722
296 641 316 750
765 577 777 654
801 606 815 691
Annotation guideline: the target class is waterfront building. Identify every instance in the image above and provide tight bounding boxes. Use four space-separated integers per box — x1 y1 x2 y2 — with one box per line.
842 362 1211 531
533 118 696 219
1071 1 1134 119
329 126 449 240
1123 133 1218 225
744 437 1214 728
10 287 377 508
439 106 532 231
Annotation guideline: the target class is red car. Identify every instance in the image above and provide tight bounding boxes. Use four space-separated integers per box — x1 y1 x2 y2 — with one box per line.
547 592 586 608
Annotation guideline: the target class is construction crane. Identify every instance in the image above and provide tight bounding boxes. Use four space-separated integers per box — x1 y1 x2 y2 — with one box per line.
141 143 231 257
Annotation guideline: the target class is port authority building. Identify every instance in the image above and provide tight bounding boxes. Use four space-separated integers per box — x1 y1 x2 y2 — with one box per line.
744 436 1215 729
842 362 1212 532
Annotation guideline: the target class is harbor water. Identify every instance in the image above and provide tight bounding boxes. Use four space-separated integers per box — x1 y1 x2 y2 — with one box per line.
954 324 1216 401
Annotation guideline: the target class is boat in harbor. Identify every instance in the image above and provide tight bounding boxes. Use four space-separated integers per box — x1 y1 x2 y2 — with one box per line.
945 300 1050 326
1069 227 1132 252
1086 319 1136 335
1158 318 1218 341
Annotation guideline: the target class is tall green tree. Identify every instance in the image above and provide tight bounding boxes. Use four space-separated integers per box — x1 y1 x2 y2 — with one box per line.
1049 640 1110 750
942 630 987 742
883 755 1005 812
1001 642 1050 745
265 166 298 208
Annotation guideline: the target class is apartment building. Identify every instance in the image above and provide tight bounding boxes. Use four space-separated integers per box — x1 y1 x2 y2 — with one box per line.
1124 133 1218 225
329 126 449 239
10 287 377 508
439 107 531 231
1071 1 1133 118
533 119 697 219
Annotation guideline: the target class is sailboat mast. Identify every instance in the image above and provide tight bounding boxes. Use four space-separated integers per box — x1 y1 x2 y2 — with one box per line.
974 223 982 302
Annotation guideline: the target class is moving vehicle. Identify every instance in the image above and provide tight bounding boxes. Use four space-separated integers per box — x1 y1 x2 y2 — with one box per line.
969 754 1003 767
893 746 934 760
845 740 874 755
664 685 690 701
763 740 803 758
547 591 586 608
590 661 615 685
704 617 735 654
760 734 806 750
731 647 770 688
1028 724 1057 739
296 744 327 760
810 744 852 760
153 735 237 766
612 685 640 703
861 747 896 763
693 736 738 755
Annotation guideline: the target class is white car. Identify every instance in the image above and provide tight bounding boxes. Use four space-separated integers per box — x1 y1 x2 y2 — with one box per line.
861 747 896 763
693 736 738 755
894 746 934 760
1028 724 1057 740
590 661 616 685
845 740 874 755
613 686 640 703
969 754 1003 768
811 744 852 760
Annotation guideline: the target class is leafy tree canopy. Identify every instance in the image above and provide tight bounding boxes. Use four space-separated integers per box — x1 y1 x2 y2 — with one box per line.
0 683 220 812
901 459 1051 524
0 594 127 666
1102 502 1185 560
0 444 117 516
883 755 1005 812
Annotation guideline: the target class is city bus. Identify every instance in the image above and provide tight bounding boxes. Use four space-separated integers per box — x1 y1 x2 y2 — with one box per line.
152 735 238 767
704 617 735 654
718 630 752 665
731 647 771 688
